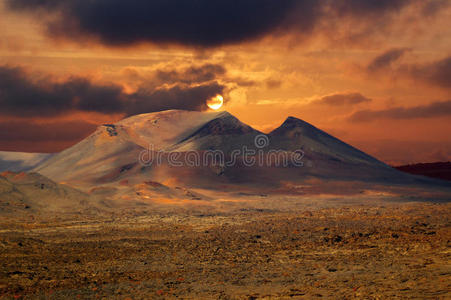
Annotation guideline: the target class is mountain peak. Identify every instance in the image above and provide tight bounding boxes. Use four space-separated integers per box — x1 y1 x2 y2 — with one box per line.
178 111 259 143
270 116 318 137
285 116 319 127
214 110 233 117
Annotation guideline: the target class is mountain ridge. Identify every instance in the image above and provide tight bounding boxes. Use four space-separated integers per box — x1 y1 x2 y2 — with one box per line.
0 109 443 192
29 110 411 187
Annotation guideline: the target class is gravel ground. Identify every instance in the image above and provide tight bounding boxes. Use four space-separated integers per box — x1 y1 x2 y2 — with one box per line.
0 202 450 299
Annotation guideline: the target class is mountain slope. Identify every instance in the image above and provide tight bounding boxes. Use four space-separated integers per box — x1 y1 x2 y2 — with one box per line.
269 117 386 167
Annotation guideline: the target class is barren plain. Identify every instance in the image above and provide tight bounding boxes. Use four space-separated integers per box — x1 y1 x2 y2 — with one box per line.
1 199 450 299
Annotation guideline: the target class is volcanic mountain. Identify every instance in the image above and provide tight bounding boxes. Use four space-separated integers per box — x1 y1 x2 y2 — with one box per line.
30 110 437 194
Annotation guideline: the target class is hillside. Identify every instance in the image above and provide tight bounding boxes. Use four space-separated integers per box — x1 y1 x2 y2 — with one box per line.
0 171 92 215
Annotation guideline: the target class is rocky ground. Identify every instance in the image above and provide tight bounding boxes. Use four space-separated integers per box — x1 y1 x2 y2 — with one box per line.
0 201 450 299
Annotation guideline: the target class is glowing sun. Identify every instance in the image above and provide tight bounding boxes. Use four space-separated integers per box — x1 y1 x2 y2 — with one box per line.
206 95 224 110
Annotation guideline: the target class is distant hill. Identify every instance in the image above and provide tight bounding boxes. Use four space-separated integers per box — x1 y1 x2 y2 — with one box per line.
394 162 451 182
0 171 91 214
0 151 53 172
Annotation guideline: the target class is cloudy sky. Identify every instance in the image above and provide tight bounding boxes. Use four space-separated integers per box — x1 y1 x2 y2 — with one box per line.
0 0 450 164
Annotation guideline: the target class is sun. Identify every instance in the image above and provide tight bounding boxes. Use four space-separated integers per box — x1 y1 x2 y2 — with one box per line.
206 95 224 110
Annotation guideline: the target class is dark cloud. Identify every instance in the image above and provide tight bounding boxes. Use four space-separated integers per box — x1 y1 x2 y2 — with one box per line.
0 66 124 116
332 0 410 17
405 56 451 89
266 79 282 89
0 65 225 117
349 100 451 122
234 79 257 87
319 92 372 105
6 0 308 47
5 0 437 47
127 82 224 116
367 52 451 89
367 48 409 72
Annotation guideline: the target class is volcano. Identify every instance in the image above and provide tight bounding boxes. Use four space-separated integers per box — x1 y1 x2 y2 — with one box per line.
29 110 441 193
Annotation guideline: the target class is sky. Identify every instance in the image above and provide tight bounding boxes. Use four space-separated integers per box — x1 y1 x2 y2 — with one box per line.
0 0 450 165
